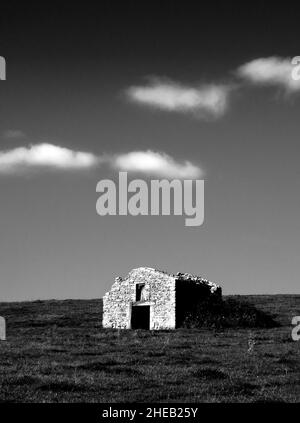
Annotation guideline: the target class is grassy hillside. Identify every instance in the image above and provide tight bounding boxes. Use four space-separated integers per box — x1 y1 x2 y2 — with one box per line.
0 295 299 402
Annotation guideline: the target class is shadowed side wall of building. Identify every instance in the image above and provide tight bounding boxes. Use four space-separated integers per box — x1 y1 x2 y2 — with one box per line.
175 277 222 328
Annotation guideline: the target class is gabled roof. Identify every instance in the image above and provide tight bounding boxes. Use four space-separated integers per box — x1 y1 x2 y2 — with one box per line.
125 267 221 293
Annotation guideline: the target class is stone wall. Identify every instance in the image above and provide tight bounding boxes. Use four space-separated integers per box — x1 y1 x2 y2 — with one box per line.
102 267 221 330
103 267 176 330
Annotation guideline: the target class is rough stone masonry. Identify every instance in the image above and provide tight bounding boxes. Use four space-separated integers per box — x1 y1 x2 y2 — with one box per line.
103 267 221 330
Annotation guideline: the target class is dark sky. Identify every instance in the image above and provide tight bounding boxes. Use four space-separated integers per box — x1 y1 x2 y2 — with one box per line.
0 2 300 300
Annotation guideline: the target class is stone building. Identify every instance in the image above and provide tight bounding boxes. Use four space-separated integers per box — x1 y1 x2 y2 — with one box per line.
102 267 222 330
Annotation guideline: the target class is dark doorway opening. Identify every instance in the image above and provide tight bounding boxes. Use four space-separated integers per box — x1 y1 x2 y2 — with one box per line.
131 305 150 330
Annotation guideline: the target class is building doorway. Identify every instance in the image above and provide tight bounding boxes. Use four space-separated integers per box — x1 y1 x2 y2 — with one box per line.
131 305 150 329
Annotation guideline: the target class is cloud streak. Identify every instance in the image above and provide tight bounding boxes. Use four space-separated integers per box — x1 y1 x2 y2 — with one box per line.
237 57 300 93
0 144 202 179
0 143 99 174
113 150 202 179
126 78 231 119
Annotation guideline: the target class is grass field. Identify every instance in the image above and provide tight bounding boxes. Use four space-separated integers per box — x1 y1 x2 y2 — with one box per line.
0 295 299 403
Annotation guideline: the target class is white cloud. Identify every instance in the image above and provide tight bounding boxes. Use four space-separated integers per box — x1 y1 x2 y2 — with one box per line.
113 150 202 179
0 143 203 180
0 143 99 173
126 78 231 118
237 57 300 93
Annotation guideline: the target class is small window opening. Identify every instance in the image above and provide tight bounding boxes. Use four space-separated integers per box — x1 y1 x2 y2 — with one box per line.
136 283 145 301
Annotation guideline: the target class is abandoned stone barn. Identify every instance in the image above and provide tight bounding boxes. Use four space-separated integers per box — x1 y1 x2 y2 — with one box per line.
103 267 222 330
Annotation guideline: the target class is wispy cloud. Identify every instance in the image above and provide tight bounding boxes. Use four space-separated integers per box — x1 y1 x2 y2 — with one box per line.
126 78 232 119
113 150 202 179
0 143 202 179
236 57 300 93
0 143 100 174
